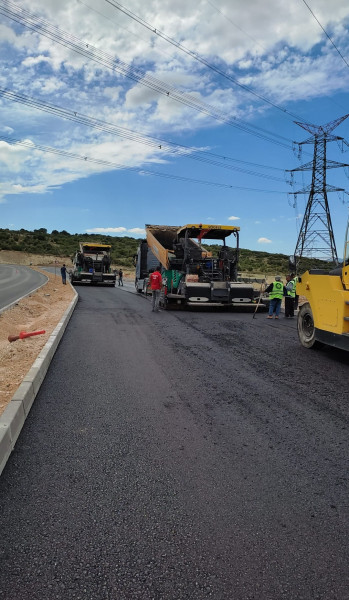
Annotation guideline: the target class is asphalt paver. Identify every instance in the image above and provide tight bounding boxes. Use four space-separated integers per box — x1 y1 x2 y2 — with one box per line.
0 286 348 599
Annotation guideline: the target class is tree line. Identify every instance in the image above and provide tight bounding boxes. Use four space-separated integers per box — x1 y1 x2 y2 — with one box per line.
0 228 333 274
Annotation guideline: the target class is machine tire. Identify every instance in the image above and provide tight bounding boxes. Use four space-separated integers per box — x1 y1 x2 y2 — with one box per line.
297 302 322 349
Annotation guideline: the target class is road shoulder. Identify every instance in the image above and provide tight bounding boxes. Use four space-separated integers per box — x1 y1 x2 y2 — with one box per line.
0 272 78 475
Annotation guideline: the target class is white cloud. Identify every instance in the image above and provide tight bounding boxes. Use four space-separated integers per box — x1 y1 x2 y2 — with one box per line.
22 55 51 67
258 237 272 244
0 126 14 134
128 227 146 234
84 226 146 235
228 215 240 221
86 227 127 233
1 0 349 208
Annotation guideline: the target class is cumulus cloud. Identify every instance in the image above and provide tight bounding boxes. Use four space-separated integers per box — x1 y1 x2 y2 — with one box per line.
1 0 349 209
228 215 240 221
258 237 272 244
22 55 51 67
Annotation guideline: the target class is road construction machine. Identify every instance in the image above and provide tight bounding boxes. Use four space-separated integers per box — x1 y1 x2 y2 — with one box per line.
134 223 262 309
134 239 161 293
297 226 349 351
70 242 116 286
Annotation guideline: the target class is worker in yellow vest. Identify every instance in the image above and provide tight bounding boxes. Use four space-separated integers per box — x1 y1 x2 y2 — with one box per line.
285 273 297 317
265 275 285 319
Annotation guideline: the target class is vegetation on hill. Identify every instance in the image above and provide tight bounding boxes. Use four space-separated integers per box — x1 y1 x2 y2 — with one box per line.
0 228 138 268
0 228 335 274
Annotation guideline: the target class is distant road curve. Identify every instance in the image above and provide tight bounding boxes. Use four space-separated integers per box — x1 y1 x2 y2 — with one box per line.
0 265 48 312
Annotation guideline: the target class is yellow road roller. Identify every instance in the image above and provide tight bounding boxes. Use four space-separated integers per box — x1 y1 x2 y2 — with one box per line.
297 232 349 350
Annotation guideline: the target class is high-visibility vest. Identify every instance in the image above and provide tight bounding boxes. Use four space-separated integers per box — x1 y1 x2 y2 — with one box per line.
294 276 299 296
269 281 284 299
286 278 296 298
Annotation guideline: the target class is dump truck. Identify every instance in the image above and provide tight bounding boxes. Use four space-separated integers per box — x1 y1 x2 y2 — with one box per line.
135 223 262 309
70 242 116 286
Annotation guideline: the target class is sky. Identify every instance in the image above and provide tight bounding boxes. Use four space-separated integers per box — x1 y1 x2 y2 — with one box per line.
1 0 349 256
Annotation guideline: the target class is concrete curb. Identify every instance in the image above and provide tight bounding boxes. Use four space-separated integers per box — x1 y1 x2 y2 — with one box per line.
0 288 78 476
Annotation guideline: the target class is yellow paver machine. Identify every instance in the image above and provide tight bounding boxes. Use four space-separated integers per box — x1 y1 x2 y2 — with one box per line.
135 223 265 309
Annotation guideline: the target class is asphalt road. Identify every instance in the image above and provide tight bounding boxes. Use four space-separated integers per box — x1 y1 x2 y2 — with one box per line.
0 264 48 311
0 285 348 600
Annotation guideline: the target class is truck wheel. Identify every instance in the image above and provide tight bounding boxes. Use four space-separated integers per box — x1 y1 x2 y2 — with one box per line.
297 303 322 349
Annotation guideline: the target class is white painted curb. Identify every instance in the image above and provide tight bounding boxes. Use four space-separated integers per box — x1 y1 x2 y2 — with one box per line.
0 288 78 476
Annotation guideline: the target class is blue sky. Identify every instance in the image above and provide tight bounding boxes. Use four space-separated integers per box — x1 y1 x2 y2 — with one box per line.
1 0 349 255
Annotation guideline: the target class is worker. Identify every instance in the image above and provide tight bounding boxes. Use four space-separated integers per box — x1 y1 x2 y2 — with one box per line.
60 263 67 285
285 273 296 317
149 266 163 312
118 269 123 286
265 275 285 319
293 274 299 310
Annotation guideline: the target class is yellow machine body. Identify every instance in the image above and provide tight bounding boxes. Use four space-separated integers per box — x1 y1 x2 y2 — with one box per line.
297 266 349 350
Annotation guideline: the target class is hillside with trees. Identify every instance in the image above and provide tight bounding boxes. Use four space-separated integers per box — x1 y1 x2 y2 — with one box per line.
0 228 334 274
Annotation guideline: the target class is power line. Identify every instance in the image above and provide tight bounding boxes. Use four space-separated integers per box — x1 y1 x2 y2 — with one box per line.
0 0 295 150
207 0 349 115
301 0 349 69
206 0 265 52
102 0 306 122
0 135 285 193
0 86 286 182
0 135 233 188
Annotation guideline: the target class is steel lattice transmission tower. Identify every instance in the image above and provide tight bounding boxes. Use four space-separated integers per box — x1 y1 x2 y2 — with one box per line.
289 114 349 272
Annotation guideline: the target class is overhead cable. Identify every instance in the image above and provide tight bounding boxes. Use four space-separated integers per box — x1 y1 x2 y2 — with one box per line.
301 0 349 69
0 87 285 182
0 135 285 192
102 0 306 121
0 0 295 150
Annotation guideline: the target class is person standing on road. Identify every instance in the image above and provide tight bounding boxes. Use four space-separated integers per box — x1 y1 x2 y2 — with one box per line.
265 275 285 319
293 274 299 311
149 266 162 312
60 263 67 285
118 269 123 286
285 273 296 318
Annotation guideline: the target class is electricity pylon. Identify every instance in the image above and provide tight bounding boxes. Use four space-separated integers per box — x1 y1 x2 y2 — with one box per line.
288 114 349 273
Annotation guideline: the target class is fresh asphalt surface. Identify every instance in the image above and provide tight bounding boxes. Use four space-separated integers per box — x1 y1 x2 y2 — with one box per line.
0 264 47 311
0 283 348 600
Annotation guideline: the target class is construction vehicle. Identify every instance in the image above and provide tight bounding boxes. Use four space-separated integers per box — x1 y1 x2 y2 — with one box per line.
297 224 349 351
134 239 160 293
135 223 262 309
70 242 116 286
